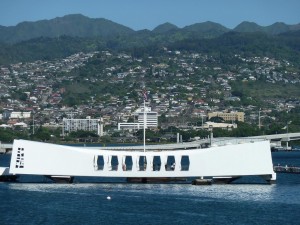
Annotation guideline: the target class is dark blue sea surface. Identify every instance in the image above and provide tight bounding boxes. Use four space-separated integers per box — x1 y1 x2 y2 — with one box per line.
1 152 300 225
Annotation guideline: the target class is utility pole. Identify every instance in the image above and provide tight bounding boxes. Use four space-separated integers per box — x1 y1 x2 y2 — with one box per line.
258 109 261 129
142 87 147 153
143 99 146 153
286 120 292 150
32 114 35 135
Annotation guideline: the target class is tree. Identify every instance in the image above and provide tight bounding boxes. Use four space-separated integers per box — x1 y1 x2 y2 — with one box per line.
0 128 29 142
19 93 28 101
231 122 260 137
69 130 98 138
33 127 51 141
209 116 225 123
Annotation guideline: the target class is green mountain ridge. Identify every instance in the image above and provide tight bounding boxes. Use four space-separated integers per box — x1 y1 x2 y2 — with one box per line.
1 29 300 67
0 14 134 43
0 14 300 66
234 21 300 35
0 14 300 44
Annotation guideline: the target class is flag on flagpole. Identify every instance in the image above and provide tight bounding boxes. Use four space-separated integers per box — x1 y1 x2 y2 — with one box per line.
142 89 147 101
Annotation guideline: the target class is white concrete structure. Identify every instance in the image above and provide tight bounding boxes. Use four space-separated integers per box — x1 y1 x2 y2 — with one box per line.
62 117 103 136
118 107 158 130
9 138 276 183
13 122 28 128
135 107 158 128
9 112 31 119
118 123 145 130
202 122 237 130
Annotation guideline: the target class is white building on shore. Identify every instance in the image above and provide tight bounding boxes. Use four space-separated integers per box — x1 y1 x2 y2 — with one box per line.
202 121 237 130
118 107 158 130
62 116 103 136
9 112 31 119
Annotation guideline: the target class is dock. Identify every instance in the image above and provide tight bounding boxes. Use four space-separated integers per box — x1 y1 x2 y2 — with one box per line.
0 142 13 154
273 165 300 174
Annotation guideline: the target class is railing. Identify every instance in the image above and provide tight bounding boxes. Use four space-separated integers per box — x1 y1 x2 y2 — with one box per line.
211 137 265 147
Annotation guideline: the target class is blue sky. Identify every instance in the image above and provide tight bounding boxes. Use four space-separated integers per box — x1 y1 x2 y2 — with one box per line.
1 0 299 30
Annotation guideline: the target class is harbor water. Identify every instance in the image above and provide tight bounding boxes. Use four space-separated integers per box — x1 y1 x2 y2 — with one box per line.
1 152 300 225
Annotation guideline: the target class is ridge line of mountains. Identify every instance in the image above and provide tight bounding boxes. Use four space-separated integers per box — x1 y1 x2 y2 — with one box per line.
1 14 300 44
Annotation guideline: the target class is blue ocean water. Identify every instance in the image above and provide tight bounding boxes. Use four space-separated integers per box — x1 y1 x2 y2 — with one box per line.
1 152 300 225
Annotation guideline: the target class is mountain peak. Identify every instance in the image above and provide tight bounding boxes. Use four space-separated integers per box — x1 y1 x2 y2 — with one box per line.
234 21 263 33
182 21 229 38
265 22 289 35
152 22 178 33
184 21 229 30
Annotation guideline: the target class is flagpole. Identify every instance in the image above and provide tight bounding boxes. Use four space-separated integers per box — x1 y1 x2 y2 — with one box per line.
143 98 146 153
